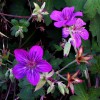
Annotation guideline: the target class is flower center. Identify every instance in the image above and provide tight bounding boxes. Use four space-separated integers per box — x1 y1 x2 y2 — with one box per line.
27 61 36 68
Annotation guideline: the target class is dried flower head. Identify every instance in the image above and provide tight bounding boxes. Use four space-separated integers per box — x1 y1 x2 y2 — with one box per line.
67 70 83 94
76 46 93 64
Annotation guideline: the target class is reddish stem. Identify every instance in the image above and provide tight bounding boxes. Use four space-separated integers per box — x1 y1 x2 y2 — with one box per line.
0 12 29 18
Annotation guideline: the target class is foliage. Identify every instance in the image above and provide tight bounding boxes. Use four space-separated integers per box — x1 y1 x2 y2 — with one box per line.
70 83 100 100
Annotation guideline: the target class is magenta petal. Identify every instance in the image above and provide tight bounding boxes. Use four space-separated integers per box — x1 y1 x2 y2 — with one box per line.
26 69 40 85
66 18 76 26
29 45 43 61
71 33 81 48
36 60 52 72
62 7 74 19
62 27 70 38
79 28 89 40
13 63 27 79
14 49 28 64
70 83 74 94
50 10 62 21
54 20 66 28
73 12 83 18
75 18 86 29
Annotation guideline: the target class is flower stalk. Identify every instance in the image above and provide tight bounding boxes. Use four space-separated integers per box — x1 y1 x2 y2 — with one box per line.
57 60 76 73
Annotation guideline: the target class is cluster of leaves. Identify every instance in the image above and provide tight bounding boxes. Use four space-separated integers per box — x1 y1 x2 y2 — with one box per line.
11 19 29 38
0 0 100 100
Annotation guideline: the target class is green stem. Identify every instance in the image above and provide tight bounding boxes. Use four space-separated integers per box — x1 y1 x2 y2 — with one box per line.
19 37 22 48
57 60 76 73
57 73 67 81
85 68 91 87
7 60 13 64
20 32 34 48
27 14 33 22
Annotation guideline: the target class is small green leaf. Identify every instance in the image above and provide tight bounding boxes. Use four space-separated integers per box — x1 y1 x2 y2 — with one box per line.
43 50 52 60
11 19 19 25
58 82 65 95
33 2 40 11
47 83 55 94
53 44 63 51
35 79 46 91
50 58 62 70
44 0 53 26
19 19 29 27
64 87 69 94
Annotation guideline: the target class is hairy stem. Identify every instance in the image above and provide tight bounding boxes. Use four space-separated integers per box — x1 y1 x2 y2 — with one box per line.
57 73 67 81
95 76 99 88
5 82 11 100
0 12 29 18
13 80 16 100
20 32 35 47
85 68 91 87
27 14 33 22
27 0 32 13
19 37 22 48
57 60 76 73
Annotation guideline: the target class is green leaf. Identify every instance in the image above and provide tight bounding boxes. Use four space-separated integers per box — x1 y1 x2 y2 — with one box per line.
64 42 71 57
44 0 53 26
35 79 46 91
84 0 100 19
33 88 45 98
70 84 88 100
18 86 34 100
90 56 100 75
58 82 65 95
18 78 45 99
88 88 100 100
43 50 52 60
47 83 55 94
70 84 100 100
54 0 66 10
92 39 100 52
11 19 19 25
78 64 87 71
18 78 30 88
11 19 29 38
50 58 62 70
19 19 30 27
53 44 63 51
89 14 100 46
65 0 86 11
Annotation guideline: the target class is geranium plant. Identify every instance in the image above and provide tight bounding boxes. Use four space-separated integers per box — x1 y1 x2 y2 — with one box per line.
0 0 100 100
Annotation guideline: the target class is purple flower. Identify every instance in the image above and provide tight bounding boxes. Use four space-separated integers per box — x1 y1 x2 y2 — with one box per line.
62 18 89 48
50 7 83 28
13 45 52 85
